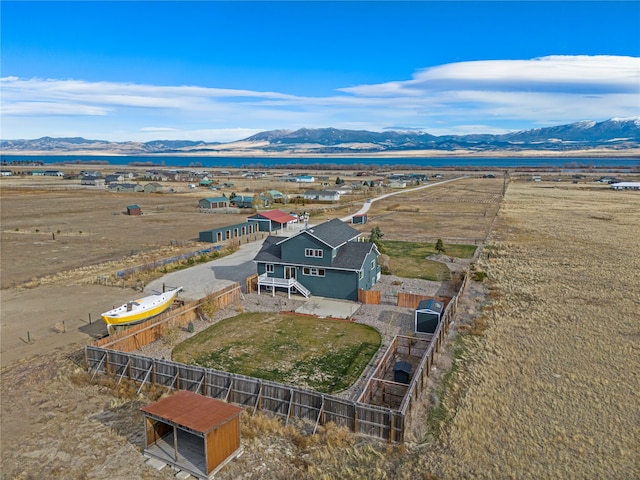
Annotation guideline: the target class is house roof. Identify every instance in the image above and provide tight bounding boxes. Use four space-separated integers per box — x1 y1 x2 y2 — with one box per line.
249 210 297 224
202 196 228 203
141 390 243 434
304 190 339 196
231 195 253 202
416 299 444 313
254 233 377 271
299 218 360 248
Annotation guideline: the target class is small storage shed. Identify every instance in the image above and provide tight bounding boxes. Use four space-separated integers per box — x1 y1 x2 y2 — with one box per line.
127 204 142 216
415 298 444 334
352 213 367 224
393 361 412 384
141 390 244 479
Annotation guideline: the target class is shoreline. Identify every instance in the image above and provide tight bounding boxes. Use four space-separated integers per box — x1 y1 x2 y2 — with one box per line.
2 148 640 159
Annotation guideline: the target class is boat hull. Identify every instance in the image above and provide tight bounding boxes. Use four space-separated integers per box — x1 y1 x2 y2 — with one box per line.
101 288 181 327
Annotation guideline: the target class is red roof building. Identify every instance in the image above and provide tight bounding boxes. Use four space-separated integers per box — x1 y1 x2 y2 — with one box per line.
247 209 298 232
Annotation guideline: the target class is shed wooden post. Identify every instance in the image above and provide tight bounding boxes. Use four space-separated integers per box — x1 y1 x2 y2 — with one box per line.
173 425 179 461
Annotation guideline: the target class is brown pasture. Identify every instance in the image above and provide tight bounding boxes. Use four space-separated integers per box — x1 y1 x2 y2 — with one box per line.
2 171 640 479
355 176 505 243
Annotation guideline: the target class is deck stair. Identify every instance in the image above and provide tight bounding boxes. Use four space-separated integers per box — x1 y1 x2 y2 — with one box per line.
257 273 310 298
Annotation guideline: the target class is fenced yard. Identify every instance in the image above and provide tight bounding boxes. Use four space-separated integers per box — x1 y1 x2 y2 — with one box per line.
85 267 469 442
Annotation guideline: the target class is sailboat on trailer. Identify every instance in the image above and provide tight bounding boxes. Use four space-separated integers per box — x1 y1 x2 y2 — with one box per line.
101 287 182 332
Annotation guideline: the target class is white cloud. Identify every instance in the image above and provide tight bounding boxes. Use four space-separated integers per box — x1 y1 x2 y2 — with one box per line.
1 55 639 141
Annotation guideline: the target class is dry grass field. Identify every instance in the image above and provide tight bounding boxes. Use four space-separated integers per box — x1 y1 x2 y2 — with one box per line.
2 172 639 479
423 181 640 479
356 176 505 243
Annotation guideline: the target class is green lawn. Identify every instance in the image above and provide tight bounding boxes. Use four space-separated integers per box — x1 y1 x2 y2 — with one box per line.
380 240 476 281
172 312 381 394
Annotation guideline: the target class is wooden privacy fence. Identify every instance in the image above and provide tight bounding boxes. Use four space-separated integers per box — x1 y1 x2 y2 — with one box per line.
358 288 381 304
397 292 451 309
398 272 470 418
245 273 258 293
94 283 242 352
85 346 404 443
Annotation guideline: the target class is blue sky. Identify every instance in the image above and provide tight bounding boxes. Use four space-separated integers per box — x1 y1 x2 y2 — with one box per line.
2 1 639 142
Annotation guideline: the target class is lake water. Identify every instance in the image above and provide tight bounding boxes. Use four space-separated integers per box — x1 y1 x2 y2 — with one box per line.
1 154 639 169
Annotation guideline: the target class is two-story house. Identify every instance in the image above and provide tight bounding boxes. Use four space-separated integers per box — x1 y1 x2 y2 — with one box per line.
254 218 380 301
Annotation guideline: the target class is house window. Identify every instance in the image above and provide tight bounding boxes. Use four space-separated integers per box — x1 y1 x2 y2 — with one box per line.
371 260 376 269
305 248 323 258
266 264 274 273
303 267 325 277
359 269 364 280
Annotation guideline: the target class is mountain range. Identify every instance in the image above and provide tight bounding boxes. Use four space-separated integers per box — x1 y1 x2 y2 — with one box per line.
2 118 639 156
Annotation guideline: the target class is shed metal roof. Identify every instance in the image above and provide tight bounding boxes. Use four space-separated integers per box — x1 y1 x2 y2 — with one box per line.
141 390 243 434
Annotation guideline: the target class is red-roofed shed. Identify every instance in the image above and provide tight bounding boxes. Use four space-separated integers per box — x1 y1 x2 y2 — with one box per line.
247 209 298 232
141 390 243 479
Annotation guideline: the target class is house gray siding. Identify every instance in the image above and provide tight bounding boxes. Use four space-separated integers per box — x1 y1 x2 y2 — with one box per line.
356 249 380 291
257 262 359 301
280 233 334 266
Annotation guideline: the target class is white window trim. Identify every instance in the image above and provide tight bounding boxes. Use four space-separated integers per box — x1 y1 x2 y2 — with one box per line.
303 267 325 277
266 263 274 273
359 269 364 280
305 248 324 258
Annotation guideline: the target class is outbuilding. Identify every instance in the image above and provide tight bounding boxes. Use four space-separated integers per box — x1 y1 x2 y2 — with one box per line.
414 298 444 334
199 196 229 210
393 361 412 384
127 204 142 216
352 213 367 224
247 209 298 232
141 390 243 479
610 181 640 190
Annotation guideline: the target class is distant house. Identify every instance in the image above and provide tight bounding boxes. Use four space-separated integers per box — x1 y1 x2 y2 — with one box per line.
109 183 143 193
260 190 284 205
254 218 380 301
199 179 213 187
1 170 12 176
387 179 406 189
610 182 640 190
115 171 136 180
104 174 125 184
144 182 163 193
295 175 315 183
199 196 229 209
247 210 298 232
32 170 45 176
81 175 106 187
303 190 341 202
230 195 254 209
44 170 64 177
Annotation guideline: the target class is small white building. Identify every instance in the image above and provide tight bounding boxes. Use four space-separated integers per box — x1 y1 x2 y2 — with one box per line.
303 190 341 202
295 175 315 183
610 182 640 190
